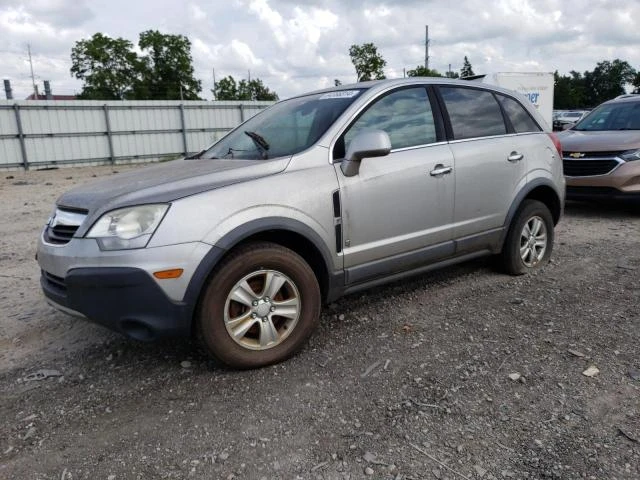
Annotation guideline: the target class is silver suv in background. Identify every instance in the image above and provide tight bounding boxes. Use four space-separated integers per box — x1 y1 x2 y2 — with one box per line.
37 79 564 368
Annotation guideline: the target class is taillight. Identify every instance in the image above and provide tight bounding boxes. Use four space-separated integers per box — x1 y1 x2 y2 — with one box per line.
548 132 562 157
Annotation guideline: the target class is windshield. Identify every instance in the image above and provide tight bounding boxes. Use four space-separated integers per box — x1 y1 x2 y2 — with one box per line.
200 89 365 160
574 101 640 131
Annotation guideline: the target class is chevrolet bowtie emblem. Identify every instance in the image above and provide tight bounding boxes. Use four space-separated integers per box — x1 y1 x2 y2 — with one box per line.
568 152 585 158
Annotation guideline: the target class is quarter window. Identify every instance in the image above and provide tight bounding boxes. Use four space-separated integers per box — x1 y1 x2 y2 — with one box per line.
344 87 437 151
497 94 541 133
440 87 506 140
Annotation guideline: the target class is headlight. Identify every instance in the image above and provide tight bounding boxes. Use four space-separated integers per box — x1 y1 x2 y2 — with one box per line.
86 204 169 250
620 149 640 162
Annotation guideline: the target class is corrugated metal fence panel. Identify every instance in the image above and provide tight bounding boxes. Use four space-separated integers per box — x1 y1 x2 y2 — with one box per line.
0 100 274 168
186 132 217 151
0 139 23 167
0 106 18 135
114 132 183 157
25 135 110 163
109 105 182 132
0 106 21 167
20 104 105 134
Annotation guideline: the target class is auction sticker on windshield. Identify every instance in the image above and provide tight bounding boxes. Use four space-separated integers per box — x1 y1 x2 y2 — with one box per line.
319 90 361 100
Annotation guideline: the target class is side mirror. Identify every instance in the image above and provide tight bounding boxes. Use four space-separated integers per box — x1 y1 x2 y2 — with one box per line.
341 129 391 177
562 123 575 130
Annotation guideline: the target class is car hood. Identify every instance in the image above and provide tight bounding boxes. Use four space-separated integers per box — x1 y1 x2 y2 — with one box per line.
57 157 290 230
558 129 640 152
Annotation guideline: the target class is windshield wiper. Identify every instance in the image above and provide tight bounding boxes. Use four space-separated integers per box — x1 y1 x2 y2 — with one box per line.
244 131 270 159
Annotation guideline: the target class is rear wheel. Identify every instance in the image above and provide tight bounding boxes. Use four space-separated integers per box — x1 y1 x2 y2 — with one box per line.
498 199 554 275
196 242 321 369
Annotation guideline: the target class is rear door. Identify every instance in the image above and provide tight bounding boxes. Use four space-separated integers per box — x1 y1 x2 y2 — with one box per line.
333 86 456 284
437 86 529 243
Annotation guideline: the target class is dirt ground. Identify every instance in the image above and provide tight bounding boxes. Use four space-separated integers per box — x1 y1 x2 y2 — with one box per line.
0 165 639 480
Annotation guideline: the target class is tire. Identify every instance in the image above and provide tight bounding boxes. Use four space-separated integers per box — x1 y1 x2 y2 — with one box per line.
498 199 554 275
196 242 321 369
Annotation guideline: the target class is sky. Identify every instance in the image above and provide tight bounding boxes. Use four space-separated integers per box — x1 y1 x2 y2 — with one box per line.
0 0 639 100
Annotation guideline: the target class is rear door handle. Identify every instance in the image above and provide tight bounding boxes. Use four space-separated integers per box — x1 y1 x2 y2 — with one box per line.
429 164 453 176
508 151 524 162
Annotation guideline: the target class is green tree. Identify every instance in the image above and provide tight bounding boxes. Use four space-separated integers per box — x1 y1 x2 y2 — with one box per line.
632 72 640 94
213 76 238 100
553 70 587 109
349 43 386 81
240 78 278 101
583 59 635 106
554 60 636 108
406 65 442 77
445 70 460 79
135 30 202 100
213 76 278 101
460 56 474 77
70 33 140 99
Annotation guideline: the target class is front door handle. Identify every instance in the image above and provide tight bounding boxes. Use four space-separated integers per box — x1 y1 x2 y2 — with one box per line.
508 151 524 162
429 164 453 176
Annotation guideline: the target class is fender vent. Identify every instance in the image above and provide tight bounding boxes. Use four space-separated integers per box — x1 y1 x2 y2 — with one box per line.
332 190 342 253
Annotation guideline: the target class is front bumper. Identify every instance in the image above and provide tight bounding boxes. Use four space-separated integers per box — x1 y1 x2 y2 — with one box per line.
37 236 221 340
565 159 640 200
41 267 191 340
566 186 640 202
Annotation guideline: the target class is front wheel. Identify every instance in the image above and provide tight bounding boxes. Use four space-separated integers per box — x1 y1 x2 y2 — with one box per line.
498 199 554 275
196 242 321 369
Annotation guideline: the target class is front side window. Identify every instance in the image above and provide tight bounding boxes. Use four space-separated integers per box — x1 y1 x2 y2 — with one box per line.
497 94 541 133
440 87 506 140
202 89 365 160
343 87 437 152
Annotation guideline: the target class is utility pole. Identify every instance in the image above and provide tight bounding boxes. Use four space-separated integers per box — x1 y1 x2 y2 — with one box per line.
212 67 216 100
425 25 430 71
27 44 38 99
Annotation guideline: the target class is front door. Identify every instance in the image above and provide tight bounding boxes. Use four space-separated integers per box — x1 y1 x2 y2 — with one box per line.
333 86 456 285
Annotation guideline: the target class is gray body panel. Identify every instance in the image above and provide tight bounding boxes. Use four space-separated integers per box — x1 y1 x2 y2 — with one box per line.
58 158 290 236
336 142 455 269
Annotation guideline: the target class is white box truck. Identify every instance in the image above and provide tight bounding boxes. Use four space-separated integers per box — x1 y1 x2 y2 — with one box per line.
470 72 555 128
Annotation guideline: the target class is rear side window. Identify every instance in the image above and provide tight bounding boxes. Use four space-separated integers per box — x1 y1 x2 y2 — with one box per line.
497 94 541 133
440 87 506 140
344 87 437 151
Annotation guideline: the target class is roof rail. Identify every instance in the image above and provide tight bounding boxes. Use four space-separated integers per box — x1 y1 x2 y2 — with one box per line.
614 93 639 99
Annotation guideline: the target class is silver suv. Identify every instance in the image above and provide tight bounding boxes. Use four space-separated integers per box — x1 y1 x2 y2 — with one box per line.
37 79 565 368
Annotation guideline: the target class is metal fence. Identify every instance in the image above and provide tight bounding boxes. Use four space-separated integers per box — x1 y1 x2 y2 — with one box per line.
0 100 274 169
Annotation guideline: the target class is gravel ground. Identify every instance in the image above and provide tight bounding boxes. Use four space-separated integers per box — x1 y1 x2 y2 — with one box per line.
0 165 639 480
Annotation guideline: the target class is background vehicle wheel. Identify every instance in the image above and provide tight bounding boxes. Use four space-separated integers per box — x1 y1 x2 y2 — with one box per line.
196 242 321 369
498 199 554 275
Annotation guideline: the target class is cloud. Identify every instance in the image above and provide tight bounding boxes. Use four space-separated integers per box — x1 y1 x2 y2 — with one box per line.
0 0 94 28
1 0 640 100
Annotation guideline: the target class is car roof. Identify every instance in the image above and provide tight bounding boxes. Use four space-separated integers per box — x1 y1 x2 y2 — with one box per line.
605 94 640 105
290 77 527 100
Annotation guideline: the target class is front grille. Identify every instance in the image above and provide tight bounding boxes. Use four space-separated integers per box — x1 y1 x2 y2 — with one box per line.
42 207 87 245
42 270 66 292
562 159 620 177
44 224 79 244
